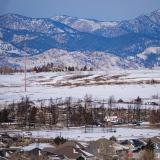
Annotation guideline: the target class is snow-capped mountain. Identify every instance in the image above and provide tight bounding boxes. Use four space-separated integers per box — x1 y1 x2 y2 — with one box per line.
0 14 116 55
52 15 120 34
0 13 76 34
52 10 160 38
0 10 160 69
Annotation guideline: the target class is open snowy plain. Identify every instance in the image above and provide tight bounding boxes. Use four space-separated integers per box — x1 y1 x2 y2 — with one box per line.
0 69 160 104
30 127 160 141
6 127 160 141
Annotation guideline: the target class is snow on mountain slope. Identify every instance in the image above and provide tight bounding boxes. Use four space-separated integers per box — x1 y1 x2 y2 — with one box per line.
137 47 160 60
52 15 119 32
52 15 129 38
0 14 77 35
0 39 23 67
0 10 160 69
0 39 22 57
52 10 160 38
126 47 160 68
9 49 140 70
148 9 160 26
0 14 120 56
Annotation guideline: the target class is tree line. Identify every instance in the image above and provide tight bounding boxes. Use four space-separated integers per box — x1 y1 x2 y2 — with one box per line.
0 63 93 74
0 96 160 128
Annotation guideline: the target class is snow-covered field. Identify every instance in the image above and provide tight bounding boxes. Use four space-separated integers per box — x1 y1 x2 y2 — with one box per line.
23 127 160 141
0 69 160 104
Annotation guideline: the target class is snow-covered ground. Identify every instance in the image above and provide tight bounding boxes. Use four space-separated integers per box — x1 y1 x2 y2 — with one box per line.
22 127 160 141
21 143 55 151
0 69 160 104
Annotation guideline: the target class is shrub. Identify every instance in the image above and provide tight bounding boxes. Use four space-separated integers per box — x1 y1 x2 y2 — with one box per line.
109 136 117 142
54 136 67 145
77 156 85 160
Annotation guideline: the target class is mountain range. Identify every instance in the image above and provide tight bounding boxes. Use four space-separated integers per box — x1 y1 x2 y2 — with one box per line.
0 10 160 70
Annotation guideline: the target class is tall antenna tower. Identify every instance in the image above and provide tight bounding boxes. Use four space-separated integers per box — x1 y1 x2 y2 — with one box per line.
24 46 27 92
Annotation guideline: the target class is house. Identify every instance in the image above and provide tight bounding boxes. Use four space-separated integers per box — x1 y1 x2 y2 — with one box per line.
104 116 122 125
0 133 11 143
52 141 96 160
0 148 12 160
0 156 8 160
120 139 146 159
86 139 123 160
140 137 160 160
20 142 56 159
21 142 55 152
0 142 6 148
147 137 160 160
42 147 66 160
112 143 129 154
120 139 145 152
155 143 160 160
0 132 20 143
109 143 129 160
104 116 118 123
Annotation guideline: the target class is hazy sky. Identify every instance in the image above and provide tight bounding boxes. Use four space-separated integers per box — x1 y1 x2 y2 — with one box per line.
0 0 160 21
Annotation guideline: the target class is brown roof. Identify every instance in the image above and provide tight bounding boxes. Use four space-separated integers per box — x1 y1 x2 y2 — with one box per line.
52 141 94 159
53 146 81 159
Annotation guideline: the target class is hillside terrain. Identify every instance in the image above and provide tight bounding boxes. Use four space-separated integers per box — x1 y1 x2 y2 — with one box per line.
0 10 160 69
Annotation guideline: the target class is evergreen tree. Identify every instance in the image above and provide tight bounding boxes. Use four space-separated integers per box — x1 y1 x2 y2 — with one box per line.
77 156 85 160
1 108 9 122
145 139 155 152
28 106 37 126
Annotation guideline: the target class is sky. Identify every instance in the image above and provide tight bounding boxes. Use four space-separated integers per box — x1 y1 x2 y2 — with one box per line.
0 0 160 21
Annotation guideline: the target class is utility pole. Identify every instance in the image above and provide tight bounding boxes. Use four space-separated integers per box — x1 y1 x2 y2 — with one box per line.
24 54 27 92
24 47 27 92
